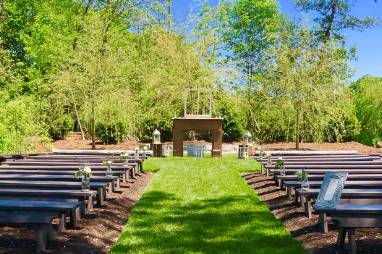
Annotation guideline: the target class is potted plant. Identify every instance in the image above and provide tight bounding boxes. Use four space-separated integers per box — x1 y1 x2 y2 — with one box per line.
103 160 113 177
276 157 285 176
120 152 129 161
296 169 309 191
74 166 92 191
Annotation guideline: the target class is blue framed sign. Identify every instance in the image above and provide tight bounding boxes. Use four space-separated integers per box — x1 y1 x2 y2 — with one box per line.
315 172 348 209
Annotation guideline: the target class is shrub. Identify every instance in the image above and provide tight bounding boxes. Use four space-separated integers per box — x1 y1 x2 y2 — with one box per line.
48 114 74 140
95 120 129 144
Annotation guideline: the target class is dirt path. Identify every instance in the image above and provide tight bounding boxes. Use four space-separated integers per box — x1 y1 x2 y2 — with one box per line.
0 172 153 254
243 173 382 254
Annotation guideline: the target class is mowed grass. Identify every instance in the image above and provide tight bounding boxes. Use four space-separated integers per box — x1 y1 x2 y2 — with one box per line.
110 156 306 254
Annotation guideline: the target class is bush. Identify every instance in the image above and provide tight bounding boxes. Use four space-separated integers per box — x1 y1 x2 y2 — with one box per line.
95 120 129 144
48 114 74 140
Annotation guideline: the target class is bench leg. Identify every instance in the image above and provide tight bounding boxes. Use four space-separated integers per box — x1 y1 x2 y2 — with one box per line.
266 167 269 177
287 187 292 200
319 212 328 234
336 227 346 249
36 224 49 253
294 191 299 204
115 178 120 189
97 188 105 206
304 199 312 218
300 194 306 207
348 228 357 254
87 195 94 211
58 213 66 233
70 207 80 228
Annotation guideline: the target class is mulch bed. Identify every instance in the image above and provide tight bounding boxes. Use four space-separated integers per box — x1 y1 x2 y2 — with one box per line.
243 173 382 254
0 172 153 254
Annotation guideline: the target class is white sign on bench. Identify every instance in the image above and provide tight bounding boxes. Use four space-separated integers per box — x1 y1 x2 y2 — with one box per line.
315 172 348 209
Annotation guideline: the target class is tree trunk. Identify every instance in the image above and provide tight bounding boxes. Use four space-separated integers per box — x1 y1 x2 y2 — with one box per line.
91 102 96 150
323 0 338 41
295 110 300 150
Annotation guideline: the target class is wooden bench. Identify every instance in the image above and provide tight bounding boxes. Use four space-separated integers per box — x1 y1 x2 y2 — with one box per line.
277 173 382 189
284 180 382 200
0 165 132 182
0 188 96 213
297 188 382 218
0 180 108 205
314 204 382 254
0 199 80 253
0 174 120 191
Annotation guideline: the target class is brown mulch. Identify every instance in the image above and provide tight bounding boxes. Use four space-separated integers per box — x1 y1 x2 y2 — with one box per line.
243 173 382 254
256 142 382 154
0 172 153 254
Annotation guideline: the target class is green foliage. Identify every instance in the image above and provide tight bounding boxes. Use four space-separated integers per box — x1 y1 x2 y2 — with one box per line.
48 114 74 141
352 76 382 146
216 91 246 141
296 0 377 41
253 26 358 146
95 120 129 144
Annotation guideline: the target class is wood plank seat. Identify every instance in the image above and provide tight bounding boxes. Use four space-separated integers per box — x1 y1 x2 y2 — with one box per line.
277 174 382 189
0 165 132 180
0 188 96 213
6 160 142 176
0 174 120 191
0 169 127 182
4 159 142 175
258 156 381 162
0 180 108 206
297 188 382 218
284 180 382 200
21 156 145 174
314 204 382 254
0 199 80 253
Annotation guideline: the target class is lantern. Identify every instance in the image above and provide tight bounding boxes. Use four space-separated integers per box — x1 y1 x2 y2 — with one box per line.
243 131 252 145
153 129 161 144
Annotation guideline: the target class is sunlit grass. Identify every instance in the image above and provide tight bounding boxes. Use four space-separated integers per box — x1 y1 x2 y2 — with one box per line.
110 157 306 254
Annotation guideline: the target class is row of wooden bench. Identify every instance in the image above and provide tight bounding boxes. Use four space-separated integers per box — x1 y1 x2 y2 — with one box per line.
255 152 382 254
0 151 150 253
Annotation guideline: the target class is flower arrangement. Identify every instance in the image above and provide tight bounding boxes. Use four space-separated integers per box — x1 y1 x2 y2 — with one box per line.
120 152 129 160
103 160 113 177
276 157 284 169
259 147 265 158
296 169 309 190
276 157 285 176
74 166 92 179
265 152 272 165
74 166 92 190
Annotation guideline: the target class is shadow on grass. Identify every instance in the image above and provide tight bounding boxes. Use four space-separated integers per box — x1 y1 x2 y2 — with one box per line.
110 191 305 254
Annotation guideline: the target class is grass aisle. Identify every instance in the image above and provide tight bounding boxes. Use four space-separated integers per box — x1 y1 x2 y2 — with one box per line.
110 157 306 254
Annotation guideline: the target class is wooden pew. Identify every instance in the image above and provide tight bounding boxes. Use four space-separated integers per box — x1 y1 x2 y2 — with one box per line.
0 174 119 191
0 188 96 213
0 199 80 253
314 204 382 254
284 180 382 200
277 173 382 189
0 180 108 206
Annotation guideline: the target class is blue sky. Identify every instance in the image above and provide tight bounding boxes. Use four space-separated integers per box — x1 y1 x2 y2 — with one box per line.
171 0 382 80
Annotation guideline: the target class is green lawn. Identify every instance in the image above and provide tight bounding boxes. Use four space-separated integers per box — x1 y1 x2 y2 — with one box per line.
110 157 306 254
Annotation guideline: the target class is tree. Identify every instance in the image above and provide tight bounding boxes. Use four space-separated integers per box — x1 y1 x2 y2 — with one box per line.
255 27 355 149
217 0 281 130
352 76 382 146
295 0 378 42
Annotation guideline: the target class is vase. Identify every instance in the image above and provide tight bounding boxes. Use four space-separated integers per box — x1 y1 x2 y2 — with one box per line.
82 177 90 191
106 165 113 177
301 179 309 191
279 166 285 176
